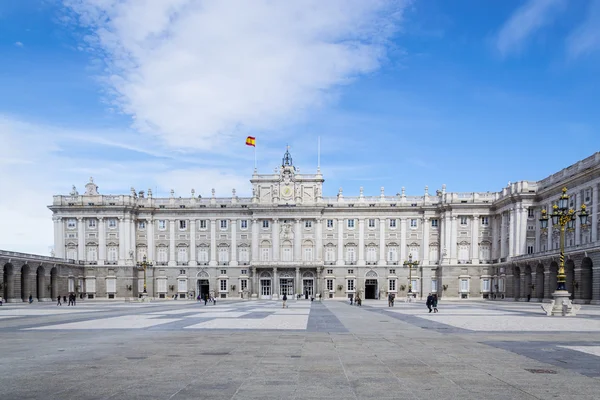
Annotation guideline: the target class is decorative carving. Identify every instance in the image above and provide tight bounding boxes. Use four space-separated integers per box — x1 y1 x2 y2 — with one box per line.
70 185 79 196
366 270 378 277
84 177 99 195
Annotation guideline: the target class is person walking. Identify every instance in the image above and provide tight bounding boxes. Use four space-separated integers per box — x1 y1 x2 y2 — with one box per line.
204 294 208 306
57 295 62 306
388 293 395 307
349 296 353 306
426 293 433 313
282 294 287 308
432 294 439 313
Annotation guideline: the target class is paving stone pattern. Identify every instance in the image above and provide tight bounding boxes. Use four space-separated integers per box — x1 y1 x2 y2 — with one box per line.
1 299 600 399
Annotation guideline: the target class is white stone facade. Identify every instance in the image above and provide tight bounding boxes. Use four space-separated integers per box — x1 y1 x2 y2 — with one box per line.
47 150 600 302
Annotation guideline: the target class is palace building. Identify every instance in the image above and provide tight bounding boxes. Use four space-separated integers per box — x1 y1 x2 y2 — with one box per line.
44 149 600 303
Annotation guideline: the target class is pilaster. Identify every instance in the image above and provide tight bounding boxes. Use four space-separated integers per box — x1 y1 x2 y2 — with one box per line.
336 218 344 265
450 216 457 264
98 217 106 265
471 214 479 264
169 220 176 267
358 218 365 264
209 219 217 266
592 184 598 242
378 218 385 265
229 218 237 266
251 219 259 262
118 217 126 263
294 218 302 262
189 219 197 266
422 217 430 266
316 218 323 261
400 218 407 264
77 217 85 261
272 218 280 262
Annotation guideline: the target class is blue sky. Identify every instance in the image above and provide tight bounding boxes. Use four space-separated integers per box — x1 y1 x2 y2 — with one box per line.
1 0 599 254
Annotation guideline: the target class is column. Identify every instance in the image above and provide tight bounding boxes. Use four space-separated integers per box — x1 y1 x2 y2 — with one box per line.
500 212 506 259
358 218 365 264
77 217 85 261
508 208 515 257
124 217 131 261
440 213 446 264
296 267 301 295
252 219 259 262
273 267 278 297
575 194 581 246
471 214 479 264
210 219 217 266
520 206 528 255
378 218 385 265
400 218 407 264
230 218 237 266
252 267 258 297
316 219 323 261
491 215 498 260
98 217 106 265
57 217 64 259
515 207 522 256
189 219 196 266
534 208 541 253
147 218 154 262
294 219 302 261
592 184 598 242
445 214 452 264
422 217 430 266
450 216 457 264
169 220 176 266
337 218 344 265
130 217 136 263
546 205 553 251
272 218 280 261
118 217 126 262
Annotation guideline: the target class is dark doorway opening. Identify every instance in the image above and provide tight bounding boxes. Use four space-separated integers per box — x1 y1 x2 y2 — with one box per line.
198 279 210 299
365 279 377 299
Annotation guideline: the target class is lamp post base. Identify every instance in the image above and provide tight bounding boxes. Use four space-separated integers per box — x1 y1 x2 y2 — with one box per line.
138 292 151 303
541 290 581 316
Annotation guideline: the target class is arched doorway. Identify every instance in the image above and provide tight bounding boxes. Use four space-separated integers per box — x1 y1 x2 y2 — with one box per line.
259 271 272 300
196 271 210 300
549 262 558 294
21 264 31 302
581 257 593 302
36 266 45 301
50 267 58 300
566 259 575 299
364 270 378 299
535 264 545 300
513 266 521 300
302 271 314 299
3 263 14 301
524 265 532 301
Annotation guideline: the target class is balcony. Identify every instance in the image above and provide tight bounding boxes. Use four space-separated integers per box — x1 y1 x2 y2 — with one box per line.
156 261 168 266
105 261 117 265
219 261 229 266
177 261 188 266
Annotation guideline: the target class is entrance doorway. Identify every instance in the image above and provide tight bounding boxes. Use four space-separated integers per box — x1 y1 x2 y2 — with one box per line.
365 279 377 299
302 279 313 299
280 278 294 296
197 279 209 300
260 279 272 299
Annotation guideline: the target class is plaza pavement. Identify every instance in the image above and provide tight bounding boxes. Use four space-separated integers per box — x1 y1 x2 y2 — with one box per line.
1 298 600 399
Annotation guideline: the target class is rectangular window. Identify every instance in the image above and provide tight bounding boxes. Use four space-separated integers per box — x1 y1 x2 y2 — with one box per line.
240 279 248 291
327 219 334 228
218 248 228 262
262 220 269 228
347 279 355 291
157 248 167 263
198 248 208 262
388 279 396 291
179 269 186 275
239 248 249 262
347 219 355 229
220 279 227 292
67 219 76 229
325 248 334 262
88 219 96 228
177 247 187 263
87 247 97 262
282 247 292 261
368 219 376 228
327 269 333 275
482 279 490 292
528 208 535 218
431 279 438 292
261 248 270 261
460 279 469 292
389 269 396 275
347 269 354 275
304 248 313 261
158 220 166 230
178 279 187 293
241 269 248 275
240 220 248 229
481 216 489 226
410 219 417 228
220 220 228 229
220 269 227 275
179 220 187 230
200 220 207 229
527 245 534 254
431 219 438 228
346 247 355 262
327 279 333 291
305 220 312 228
108 219 117 228
460 217 468 225
389 219 396 228
138 221 146 229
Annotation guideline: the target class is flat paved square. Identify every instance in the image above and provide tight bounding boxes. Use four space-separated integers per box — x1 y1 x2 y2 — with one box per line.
1 298 600 399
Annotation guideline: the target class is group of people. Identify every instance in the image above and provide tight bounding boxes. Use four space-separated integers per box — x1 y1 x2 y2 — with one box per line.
426 293 439 313
197 293 217 306
349 295 362 306
56 293 77 306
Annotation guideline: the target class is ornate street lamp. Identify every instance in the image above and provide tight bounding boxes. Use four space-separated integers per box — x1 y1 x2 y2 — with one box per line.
136 255 153 294
539 187 588 316
403 254 419 294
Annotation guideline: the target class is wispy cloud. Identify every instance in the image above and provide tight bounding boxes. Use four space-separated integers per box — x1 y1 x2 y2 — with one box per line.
62 0 408 150
566 0 600 58
496 0 565 57
14 41 23 47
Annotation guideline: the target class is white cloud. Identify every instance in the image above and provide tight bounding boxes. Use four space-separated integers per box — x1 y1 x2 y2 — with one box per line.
14 41 23 47
566 0 600 58
496 0 565 57
62 0 407 150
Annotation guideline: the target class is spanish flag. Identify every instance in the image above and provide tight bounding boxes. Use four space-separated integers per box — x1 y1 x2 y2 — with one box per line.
245 136 256 147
